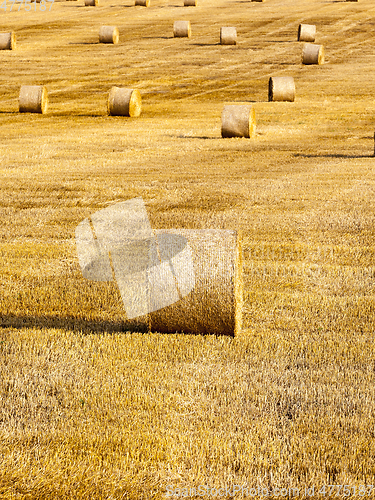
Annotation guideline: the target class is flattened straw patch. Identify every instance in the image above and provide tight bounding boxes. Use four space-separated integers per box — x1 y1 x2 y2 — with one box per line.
19 85 48 114
173 21 191 38
268 77 295 102
302 43 324 64
297 24 316 42
99 26 119 44
221 105 256 138
149 229 243 336
0 32 15 50
107 87 142 117
220 27 237 45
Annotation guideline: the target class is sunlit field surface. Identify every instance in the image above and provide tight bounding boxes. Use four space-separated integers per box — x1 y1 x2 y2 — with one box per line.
1 0 375 497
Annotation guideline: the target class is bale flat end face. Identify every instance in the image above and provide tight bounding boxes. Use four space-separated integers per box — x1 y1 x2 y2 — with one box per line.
268 76 295 102
108 87 142 117
0 32 16 50
173 21 191 38
221 105 255 139
19 85 48 114
220 27 237 45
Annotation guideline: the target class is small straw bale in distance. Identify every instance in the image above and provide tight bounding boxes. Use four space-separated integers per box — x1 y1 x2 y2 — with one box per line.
85 0 99 6
149 229 243 336
19 85 48 114
99 26 119 44
0 32 16 50
220 27 237 45
251 0 264 2
268 76 295 102
221 104 256 138
184 0 197 5
107 87 142 117
135 0 150 6
173 21 191 38
298 24 316 42
302 43 324 65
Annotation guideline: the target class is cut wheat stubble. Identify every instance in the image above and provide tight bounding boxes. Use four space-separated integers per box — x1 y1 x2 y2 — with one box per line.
0 32 16 50
220 27 237 45
173 21 191 38
19 85 48 114
99 26 119 44
298 24 316 42
148 229 243 336
221 105 256 138
268 77 295 102
302 43 324 64
107 87 142 117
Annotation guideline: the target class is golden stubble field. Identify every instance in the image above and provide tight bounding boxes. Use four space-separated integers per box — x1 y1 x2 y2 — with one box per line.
1 0 375 498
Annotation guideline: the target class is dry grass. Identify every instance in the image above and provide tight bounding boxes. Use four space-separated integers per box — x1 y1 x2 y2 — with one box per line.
1 0 375 497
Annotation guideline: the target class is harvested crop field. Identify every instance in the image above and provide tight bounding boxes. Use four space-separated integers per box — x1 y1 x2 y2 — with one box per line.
1 0 375 497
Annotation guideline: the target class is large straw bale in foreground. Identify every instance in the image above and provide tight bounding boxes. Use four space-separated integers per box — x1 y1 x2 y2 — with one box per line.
19 85 48 114
302 43 324 64
173 21 191 37
0 32 16 50
99 26 119 44
221 105 256 138
268 76 295 102
149 229 243 336
220 27 237 45
298 24 316 42
108 87 142 117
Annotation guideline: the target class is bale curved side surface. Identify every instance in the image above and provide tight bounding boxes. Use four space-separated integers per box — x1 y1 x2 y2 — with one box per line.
297 24 316 42
99 26 119 44
302 43 324 65
0 32 16 50
148 229 243 336
173 21 191 37
220 27 237 45
108 87 142 117
221 105 256 138
268 76 295 102
19 85 48 114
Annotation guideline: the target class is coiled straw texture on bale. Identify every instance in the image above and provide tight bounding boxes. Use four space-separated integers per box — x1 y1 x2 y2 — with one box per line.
148 229 243 336
184 0 197 6
302 43 324 65
268 76 295 102
173 21 191 37
221 104 256 138
220 27 237 45
135 0 150 6
99 26 119 44
19 85 48 114
298 24 316 42
107 87 142 117
0 32 15 50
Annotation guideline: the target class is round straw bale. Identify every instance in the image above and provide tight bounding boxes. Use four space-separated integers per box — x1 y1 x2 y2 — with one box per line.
220 27 237 45
19 85 48 114
268 76 295 102
302 43 324 65
99 26 119 44
135 0 150 6
148 229 243 336
0 32 16 50
297 23 316 42
108 87 142 117
85 0 99 6
173 21 191 38
251 0 264 2
221 105 256 138
184 0 197 5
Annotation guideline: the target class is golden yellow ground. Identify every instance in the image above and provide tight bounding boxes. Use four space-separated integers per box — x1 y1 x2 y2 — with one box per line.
1 0 375 497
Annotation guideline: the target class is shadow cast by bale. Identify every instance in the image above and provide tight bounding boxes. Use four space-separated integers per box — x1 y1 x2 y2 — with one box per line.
295 153 374 159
